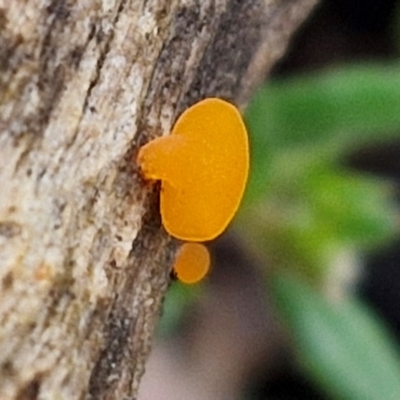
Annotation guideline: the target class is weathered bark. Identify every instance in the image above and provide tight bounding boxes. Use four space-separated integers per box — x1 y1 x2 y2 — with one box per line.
0 1 317 399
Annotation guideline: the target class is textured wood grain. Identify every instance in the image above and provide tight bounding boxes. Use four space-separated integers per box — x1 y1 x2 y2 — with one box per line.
0 0 318 398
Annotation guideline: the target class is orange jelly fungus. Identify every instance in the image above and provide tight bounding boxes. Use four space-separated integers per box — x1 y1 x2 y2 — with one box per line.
173 243 210 284
137 98 249 241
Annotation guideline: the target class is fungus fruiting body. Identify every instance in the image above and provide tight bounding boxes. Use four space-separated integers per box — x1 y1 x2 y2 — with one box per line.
137 98 249 242
173 243 210 284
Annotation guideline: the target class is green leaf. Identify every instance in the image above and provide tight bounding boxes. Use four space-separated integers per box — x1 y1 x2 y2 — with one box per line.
239 162 398 280
270 271 400 400
303 168 398 247
246 64 400 154
244 64 400 204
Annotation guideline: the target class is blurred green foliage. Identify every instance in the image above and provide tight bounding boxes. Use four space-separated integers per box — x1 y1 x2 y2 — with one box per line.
239 64 400 399
271 271 400 400
159 63 400 400
240 65 400 281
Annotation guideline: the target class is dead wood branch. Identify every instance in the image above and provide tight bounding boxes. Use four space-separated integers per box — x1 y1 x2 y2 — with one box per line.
0 1 317 398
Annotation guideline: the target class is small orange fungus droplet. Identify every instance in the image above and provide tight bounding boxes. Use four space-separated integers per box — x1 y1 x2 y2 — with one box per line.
173 243 210 284
137 98 249 241
34 263 52 281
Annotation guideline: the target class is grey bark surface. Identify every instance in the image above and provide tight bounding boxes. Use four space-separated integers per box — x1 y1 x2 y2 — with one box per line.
0 0 318 399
